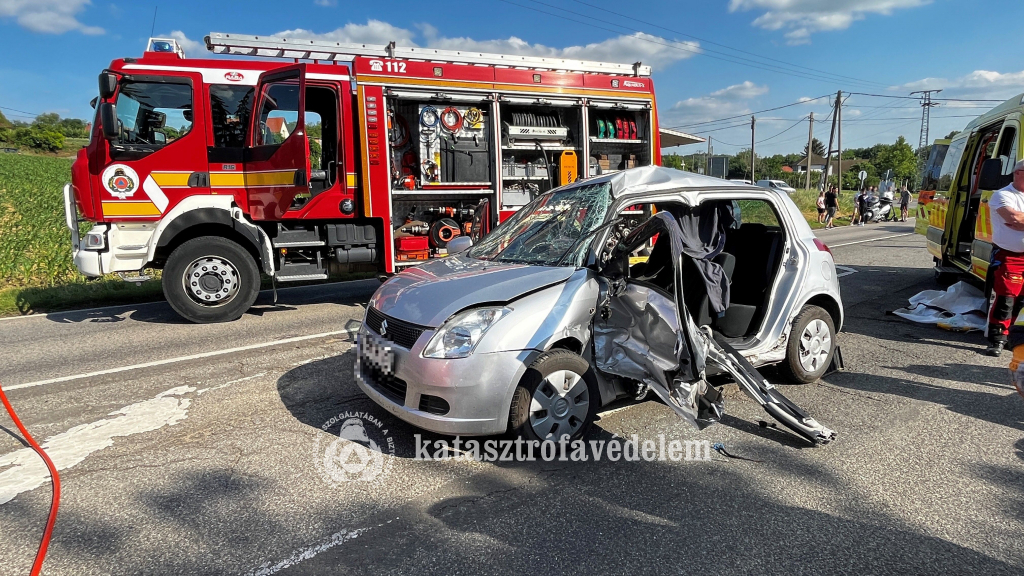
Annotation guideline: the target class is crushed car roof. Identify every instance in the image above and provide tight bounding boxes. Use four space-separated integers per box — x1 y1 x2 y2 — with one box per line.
587 165 760 199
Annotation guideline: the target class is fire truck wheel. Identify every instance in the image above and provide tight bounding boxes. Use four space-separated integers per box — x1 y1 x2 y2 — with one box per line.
163 236 260 323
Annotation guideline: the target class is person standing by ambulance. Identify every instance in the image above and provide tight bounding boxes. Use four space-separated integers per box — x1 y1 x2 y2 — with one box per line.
985 160 1024 356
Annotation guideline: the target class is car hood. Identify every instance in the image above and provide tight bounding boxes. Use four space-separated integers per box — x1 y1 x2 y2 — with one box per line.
369 256 576 327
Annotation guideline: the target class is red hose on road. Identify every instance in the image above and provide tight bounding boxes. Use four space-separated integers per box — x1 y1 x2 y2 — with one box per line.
0 382 61 576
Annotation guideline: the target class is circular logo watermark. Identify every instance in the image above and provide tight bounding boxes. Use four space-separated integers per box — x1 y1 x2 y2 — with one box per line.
314 411 395 483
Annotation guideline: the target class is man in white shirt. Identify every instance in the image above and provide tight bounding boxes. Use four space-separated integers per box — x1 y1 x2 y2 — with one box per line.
985 159 1024 356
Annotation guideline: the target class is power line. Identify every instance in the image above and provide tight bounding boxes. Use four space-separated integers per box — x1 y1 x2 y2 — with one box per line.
566 0 889 88
669 94 831 129
497 0 887 87
846 92 1005 102
757 116 808 144
0 105 41 116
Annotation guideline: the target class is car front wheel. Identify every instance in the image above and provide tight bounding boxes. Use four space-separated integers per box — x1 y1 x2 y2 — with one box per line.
780 305 836 383
509 350 598 441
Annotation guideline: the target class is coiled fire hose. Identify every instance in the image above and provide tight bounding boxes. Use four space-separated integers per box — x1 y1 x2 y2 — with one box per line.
0 381 61 575
464 107 483 129
439 106 463 133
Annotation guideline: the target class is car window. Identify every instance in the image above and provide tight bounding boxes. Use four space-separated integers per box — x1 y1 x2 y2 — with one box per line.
734 199 781 227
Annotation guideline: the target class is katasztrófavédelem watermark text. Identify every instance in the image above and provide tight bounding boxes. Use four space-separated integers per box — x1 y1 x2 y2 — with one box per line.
414 435 712 462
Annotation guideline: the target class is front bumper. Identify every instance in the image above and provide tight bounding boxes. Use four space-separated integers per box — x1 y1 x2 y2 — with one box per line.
63 183 155 277
354 324 535 436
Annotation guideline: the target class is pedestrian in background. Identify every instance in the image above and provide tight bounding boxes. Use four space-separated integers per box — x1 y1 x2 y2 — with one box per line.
900 186 912 222
858 188 869 226
824 185 839 229
817 191 827 224
850 188 863 225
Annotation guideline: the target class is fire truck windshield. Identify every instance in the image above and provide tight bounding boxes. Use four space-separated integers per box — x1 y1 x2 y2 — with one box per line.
113 80 193 148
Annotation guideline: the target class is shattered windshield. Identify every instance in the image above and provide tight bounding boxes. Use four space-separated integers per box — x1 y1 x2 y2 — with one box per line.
467 182 612 266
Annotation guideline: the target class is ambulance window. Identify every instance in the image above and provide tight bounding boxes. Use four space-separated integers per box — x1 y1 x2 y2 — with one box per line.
255 82 300 147
938 137 967 193
114 80 193 148
209 85 253 148
998 126 1018 176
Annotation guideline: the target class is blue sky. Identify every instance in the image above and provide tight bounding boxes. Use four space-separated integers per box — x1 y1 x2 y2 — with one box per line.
2 0 1023 156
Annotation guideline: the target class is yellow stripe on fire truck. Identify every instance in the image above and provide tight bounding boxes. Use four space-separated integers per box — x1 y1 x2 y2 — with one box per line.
209 170 297 188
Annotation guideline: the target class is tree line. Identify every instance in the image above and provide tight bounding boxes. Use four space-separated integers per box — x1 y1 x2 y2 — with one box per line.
0 111 90 152
663 135 925 190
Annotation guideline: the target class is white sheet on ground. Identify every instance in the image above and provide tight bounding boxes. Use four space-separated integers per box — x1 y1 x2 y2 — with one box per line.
893 281 987 331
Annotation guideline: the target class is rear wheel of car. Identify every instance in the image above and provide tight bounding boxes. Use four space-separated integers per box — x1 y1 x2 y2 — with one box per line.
163 236 260 324
509 350 598 442
780 305 836 383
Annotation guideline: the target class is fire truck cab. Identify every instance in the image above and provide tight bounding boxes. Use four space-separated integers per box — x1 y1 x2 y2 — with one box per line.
65 34 700 323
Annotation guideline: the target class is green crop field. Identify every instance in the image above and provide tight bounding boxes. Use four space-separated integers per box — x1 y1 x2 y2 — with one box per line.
0 154 76 286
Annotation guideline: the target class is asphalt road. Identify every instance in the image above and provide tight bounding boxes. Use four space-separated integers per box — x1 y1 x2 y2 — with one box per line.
1 219 1022 575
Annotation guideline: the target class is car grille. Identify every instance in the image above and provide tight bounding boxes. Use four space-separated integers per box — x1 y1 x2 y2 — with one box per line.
364 307 427 349
360 358 408 405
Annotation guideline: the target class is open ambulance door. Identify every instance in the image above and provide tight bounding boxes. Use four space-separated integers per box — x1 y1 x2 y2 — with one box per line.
246 65 311 220
593 212 836 445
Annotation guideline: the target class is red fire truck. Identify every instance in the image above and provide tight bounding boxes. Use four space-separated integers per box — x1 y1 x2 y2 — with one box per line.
64 33 700 322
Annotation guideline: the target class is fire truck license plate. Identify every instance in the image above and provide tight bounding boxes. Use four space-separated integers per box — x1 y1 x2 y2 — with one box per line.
359 332 394 374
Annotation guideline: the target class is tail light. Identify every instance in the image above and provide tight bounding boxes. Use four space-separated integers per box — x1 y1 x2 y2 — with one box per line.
813 238 832 257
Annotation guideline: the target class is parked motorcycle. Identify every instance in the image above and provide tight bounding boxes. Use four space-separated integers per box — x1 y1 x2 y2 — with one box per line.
861 194 896 223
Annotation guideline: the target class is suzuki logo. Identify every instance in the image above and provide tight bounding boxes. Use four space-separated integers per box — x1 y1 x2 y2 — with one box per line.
380 319 388 336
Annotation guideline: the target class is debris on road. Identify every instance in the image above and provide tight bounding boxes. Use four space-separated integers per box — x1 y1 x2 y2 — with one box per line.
890 281 986 332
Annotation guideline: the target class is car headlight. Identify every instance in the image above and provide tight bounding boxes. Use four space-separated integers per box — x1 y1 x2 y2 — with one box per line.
422 306 511 359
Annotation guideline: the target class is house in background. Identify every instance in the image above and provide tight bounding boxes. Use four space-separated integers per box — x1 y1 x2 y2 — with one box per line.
790 153 828 173
264 117 290 141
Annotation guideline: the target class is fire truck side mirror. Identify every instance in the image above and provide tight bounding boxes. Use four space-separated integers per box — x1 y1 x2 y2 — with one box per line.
99 103 119 141
98 73 117 100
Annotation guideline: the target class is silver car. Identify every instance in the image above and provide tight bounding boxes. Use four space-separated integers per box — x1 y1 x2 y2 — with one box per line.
355 167 843 444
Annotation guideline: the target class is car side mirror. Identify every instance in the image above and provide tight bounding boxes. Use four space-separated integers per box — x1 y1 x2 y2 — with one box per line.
153 132 166 145
99 102 118 141
979 158 1010 191
98 72 117 99
448 236 472 255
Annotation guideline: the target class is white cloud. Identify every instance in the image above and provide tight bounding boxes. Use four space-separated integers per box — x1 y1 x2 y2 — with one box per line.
275 20 419 46
710 81 769 99
275 20 699 70
165 31 204 57
665 81 769 127
891 69 1024 107
728 0 929 45
313 0 337 5
0 0 102 34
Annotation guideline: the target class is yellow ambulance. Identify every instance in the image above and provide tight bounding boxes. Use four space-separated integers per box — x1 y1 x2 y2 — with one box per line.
917 94 1022 284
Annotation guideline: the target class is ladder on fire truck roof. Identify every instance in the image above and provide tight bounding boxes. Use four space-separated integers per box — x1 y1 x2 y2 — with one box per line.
204 32 652 77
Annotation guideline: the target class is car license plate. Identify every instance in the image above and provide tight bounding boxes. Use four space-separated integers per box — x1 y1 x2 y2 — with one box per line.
359 331 394 374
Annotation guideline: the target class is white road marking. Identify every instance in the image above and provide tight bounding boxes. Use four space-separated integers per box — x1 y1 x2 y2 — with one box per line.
829 232 914 248
0 278 377 322
5 331 349 391
196 372 267 395
836 266 858 278
0 386 194 505
245 519 394 576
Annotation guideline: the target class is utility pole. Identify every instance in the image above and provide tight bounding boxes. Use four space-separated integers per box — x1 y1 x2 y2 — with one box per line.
805 112 814 191
750 116 756 183
836 90 843 193
706 136 712 176
911 89 942 150
822 93 839 192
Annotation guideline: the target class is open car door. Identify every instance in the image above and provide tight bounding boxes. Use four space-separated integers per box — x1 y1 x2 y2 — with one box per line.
246 65 311 220
593 212 836 445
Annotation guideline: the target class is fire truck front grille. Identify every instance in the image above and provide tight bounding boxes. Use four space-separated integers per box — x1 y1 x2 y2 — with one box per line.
364 307 427 350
